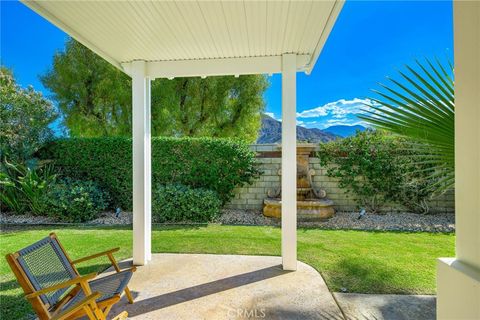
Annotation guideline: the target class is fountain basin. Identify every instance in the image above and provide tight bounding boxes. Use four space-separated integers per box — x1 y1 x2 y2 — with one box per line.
263 198 335 221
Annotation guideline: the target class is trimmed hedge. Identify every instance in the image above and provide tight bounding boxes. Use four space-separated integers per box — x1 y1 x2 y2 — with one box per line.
39 137 259 209
152 184 221 222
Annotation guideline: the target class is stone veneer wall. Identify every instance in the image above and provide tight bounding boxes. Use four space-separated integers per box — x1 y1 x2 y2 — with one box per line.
226 144 455 213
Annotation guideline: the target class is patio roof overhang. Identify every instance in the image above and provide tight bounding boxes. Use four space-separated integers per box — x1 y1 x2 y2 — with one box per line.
20 0 345 271
22 0 343 78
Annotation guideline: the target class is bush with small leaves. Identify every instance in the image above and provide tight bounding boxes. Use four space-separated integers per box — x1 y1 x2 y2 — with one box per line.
318 130 436 214
47 179 110 222
152 184 221 223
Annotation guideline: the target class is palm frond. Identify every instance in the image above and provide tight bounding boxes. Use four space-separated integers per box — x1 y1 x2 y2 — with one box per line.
359 58 454 193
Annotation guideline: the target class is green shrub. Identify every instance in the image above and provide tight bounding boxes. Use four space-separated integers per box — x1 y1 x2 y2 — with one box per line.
39 137 259 209
318 130 435 213
152 184 221 222
0 160 56 215
47 179 109 222
1 67 57 162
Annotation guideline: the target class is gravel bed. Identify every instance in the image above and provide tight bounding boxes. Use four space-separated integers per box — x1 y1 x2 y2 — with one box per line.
304 211 454 232
90 211 133 224
218 209 455 233
0 211 133 226
216 209 277 226
1 210 455 233
0 213 57 225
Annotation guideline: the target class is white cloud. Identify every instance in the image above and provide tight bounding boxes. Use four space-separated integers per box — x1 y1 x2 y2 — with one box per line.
323 118 369 128
303 121 319 127
264 98 386 130
297 98 380 119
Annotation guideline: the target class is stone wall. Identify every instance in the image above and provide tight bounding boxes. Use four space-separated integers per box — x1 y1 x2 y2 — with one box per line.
226 144 455 213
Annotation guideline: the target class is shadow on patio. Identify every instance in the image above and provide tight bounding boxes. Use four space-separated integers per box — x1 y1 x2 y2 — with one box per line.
109 253 344 320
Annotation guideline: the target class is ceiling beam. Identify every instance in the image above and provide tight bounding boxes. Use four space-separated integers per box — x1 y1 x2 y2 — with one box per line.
121 55 311 79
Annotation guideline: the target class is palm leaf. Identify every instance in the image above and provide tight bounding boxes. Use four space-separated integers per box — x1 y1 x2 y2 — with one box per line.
359 59 454 194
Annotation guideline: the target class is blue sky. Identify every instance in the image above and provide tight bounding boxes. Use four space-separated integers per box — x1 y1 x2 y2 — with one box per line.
1 1 453 130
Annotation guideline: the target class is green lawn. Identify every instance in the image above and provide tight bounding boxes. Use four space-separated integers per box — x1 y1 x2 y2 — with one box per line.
0 225 454 319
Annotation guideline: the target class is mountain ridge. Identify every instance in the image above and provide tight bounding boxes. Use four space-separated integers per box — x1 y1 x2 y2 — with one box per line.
257 114 338 143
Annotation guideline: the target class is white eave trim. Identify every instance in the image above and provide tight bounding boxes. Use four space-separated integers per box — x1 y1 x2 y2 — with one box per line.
121 55 311 79
304 0 345 75
20 0 123 70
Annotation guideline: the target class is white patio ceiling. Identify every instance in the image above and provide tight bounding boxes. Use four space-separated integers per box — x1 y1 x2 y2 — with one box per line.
21 0 344 78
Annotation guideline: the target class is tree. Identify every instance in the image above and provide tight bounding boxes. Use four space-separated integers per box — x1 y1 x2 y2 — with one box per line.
359 59 454 194
40 40 132 137
0 66 57 162
41 39 268 142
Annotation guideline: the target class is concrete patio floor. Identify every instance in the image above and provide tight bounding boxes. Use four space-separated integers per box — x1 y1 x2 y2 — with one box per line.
109 253 344 320
333 293 436 320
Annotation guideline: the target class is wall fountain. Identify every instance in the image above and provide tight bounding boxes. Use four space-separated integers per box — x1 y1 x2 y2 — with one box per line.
263 144 335 220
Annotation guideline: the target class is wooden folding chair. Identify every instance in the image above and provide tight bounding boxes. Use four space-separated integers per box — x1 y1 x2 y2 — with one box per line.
5 233 136 320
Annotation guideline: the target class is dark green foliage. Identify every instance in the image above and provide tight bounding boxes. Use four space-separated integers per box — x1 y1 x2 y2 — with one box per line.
41 39 268 142
0 160 56 215
319 130 435 213
39 137 259 209
152 184 221 222
47 179 109 222
0 160 109 221
39 137 132 209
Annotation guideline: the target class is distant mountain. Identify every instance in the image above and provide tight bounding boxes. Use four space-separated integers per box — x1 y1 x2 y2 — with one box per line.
323 125 366 138
257 115 338 144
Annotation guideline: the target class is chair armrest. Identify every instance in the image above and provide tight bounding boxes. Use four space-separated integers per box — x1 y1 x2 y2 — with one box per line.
50 292 101 320
26 272 98 299
71 248 120 264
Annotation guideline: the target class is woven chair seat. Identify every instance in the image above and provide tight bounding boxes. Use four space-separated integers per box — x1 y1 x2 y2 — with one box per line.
61 270 133 312
7 233 135 320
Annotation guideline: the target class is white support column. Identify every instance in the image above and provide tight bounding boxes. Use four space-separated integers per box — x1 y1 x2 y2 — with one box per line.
281 54 297 271
132 60 152 266
145 71 152 262
437 2 480 319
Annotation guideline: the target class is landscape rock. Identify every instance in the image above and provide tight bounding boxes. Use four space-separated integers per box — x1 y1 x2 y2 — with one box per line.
1 210 455 233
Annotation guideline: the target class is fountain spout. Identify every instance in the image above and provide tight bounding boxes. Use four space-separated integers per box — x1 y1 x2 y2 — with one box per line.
263 144 335 220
